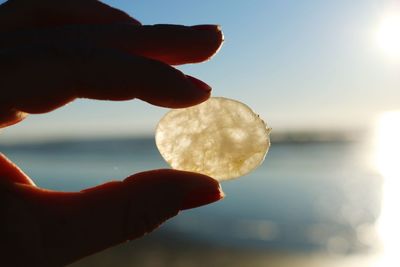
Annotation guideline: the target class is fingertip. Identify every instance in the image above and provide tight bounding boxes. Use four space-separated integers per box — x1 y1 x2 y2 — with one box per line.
131 24 224 65
190 24 224 45
180 181 224 210
187 24 224 63
163 75 211 108
0 108 28 128
185 75 212 93
124 169 224 210
133 61 211 108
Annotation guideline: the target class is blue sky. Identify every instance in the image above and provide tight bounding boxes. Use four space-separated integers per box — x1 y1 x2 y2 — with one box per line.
1 0 400 143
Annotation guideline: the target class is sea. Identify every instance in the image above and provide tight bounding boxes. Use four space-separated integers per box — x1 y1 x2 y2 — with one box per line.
0 135 389 266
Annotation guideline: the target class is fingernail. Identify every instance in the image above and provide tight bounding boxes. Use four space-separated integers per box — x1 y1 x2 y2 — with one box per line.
181 184 225 210
191 25 224 42
185 75 212 93
191 24 222 32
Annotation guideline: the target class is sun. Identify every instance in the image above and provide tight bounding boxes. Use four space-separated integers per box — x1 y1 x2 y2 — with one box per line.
376 14 400 58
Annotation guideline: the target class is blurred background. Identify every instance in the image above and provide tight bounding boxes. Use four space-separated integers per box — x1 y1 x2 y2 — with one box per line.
1 0 400 266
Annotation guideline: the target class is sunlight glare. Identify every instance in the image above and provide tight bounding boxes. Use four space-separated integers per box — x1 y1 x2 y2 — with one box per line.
375 111 400 266
376 14 400 58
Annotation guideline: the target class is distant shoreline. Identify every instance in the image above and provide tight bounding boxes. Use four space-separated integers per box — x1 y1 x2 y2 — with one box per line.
0 130 367 148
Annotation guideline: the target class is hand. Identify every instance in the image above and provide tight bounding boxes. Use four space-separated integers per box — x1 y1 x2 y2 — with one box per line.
0 1 224 266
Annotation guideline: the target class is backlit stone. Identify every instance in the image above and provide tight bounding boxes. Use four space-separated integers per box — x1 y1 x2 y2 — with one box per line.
155 97 271 181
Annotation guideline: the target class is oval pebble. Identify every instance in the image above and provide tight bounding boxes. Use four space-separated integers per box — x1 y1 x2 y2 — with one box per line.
155 97 271 181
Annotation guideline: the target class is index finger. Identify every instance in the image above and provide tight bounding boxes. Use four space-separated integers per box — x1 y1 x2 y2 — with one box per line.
1 24 224 66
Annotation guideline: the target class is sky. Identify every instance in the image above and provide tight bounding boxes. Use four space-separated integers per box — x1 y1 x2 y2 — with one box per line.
1 0 400 143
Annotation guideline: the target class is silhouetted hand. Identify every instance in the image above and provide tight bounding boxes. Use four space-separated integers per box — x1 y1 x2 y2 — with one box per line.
0 1 224 266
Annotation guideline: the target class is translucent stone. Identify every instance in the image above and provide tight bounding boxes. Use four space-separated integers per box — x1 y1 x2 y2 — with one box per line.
155 97 271 181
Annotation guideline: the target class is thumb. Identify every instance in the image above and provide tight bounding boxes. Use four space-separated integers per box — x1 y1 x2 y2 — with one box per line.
12 169 224 266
